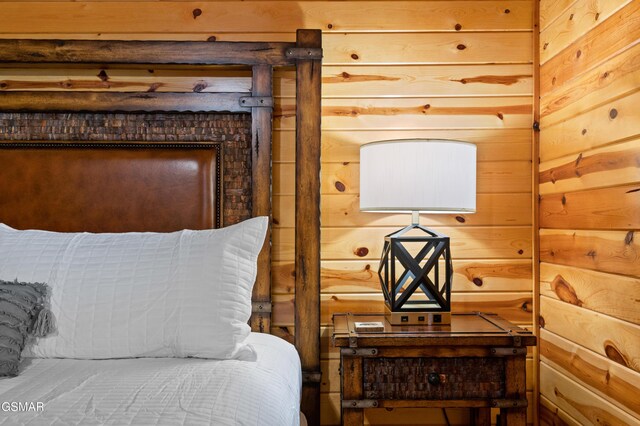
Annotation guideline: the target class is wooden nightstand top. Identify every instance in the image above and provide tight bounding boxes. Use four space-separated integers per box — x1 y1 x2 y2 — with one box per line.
332 312 536 348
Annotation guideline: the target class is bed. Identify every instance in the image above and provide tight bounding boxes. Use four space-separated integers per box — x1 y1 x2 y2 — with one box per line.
0 31 321 425
0 334 301 425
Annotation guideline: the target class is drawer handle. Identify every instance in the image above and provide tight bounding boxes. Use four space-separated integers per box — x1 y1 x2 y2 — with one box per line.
427 372 441 386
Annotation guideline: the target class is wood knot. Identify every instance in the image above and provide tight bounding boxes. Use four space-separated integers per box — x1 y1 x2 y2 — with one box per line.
504 9 511 13
334 181 346 192
456 44 466 50
193 81 208 92
561 195 566 205
327 23 333 29
148 69 155 74
586 250 597 258
543 42 548 50
595 12 600 20
551 275 582 306
552 77 556 85
355 247 369 257
97 70 109 82
576 49 582 58
351 53 359 60
521 301 529 312
192 8 202 19
602 71 609 78
207 36 217 42
454 23 462 31
341 71 350 79
569 13 574 20
518 249 524 255
364 264 371 270
609 108 618 119
581 128 587 135
472 278 483 287
62 81 72 89
147 83 161 93
272 218 280 225
624 231 634 245
455 216 466 223
604 342 629 367
539 315 545 328
459 78 467 84
497 112 504 120
0 82 7 89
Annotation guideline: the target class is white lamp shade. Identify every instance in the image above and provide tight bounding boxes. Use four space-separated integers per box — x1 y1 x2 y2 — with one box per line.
360 139 477 213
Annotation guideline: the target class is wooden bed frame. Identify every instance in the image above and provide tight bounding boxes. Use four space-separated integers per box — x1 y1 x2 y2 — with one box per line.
0 30 322 424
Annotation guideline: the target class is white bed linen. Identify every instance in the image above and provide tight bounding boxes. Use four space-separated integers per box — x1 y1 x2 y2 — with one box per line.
0 333 300 426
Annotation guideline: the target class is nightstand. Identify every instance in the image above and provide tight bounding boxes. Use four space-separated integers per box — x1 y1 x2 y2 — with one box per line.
332 312 535 426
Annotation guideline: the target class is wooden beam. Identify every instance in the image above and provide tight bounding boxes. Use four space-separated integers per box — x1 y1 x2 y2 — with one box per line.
0 39 296 66
540 297 640 373
540 329 640 418
539 229 640 277
275 292 534 327
540 362 639 425
250 64 273 333
540 262 640 324
294 28 322 426
539 1 640 96
0 1 533 34
539 184 640 230
0 91 250 112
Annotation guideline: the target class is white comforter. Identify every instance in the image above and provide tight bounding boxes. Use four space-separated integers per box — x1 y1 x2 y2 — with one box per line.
0 333 301 426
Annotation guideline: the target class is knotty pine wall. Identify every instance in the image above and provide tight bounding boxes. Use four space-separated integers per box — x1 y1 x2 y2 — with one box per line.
0 1 535 424
538 0 640 424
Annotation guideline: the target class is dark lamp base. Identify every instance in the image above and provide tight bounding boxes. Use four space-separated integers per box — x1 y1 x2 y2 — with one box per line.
385 306 451 325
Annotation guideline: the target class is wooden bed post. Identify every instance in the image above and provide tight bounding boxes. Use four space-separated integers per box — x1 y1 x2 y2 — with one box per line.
250 64 274 334
294 29 322 426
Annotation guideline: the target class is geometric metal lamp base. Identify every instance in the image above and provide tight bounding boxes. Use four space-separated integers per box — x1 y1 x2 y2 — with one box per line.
385 305 451 325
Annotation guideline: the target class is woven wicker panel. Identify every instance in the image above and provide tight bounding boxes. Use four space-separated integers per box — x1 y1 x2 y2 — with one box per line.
363 357 505 400
0 112 252 227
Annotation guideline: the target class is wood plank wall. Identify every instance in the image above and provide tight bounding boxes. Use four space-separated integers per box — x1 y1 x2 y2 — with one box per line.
0 1 535 424
538 0 640 424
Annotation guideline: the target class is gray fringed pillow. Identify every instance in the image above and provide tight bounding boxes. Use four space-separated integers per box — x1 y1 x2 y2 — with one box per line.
0 279 55 376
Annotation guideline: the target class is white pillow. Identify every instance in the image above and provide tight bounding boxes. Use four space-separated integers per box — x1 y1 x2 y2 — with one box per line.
0 217 268 361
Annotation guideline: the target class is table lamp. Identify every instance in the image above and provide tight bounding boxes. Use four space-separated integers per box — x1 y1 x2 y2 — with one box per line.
360 139 477 325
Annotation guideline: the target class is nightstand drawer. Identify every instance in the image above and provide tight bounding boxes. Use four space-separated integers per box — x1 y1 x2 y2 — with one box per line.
363 357 505 400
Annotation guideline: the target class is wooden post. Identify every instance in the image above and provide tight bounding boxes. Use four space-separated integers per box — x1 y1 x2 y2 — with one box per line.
294 28 322 426
503 355 527 424
250 64 273 333
341 356 364 426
